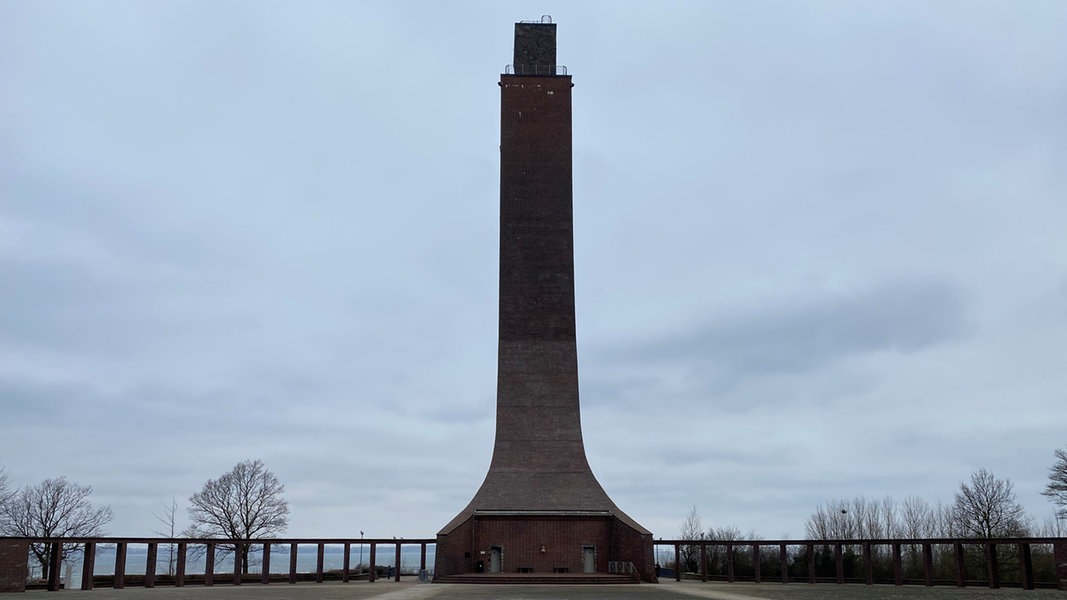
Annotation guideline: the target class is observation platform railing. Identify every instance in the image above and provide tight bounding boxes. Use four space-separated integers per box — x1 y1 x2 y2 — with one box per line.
504 64 568 76
3 535 1066 591
0 536 434 592
654 537 1067 590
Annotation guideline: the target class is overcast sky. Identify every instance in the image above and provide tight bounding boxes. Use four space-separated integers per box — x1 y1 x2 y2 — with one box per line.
2 1 1066 542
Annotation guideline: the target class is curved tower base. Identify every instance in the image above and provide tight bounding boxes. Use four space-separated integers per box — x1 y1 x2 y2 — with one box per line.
436 511 654 582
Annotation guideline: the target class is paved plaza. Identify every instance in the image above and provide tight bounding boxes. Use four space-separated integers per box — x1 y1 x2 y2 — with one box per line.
26 581 1065 600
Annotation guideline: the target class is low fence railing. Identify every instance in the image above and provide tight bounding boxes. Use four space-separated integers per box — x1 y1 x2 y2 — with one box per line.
4 535 1065 591
504 64 568 76
0 536 435 592
654 537 1067 590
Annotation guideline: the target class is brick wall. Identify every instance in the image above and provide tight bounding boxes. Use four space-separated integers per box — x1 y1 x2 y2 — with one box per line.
435 519 474 576
473 515 611 573
0 539 28 593
612 519 656 582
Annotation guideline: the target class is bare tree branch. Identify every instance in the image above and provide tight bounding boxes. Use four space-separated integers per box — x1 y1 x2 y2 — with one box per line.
952 468 1030 538
677 506 703 572
152 498 180 576
0 476 113 582
1041 447 1067 520
185 459 288 574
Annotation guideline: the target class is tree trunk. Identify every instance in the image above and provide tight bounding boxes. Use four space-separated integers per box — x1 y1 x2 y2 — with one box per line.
27 544 51 583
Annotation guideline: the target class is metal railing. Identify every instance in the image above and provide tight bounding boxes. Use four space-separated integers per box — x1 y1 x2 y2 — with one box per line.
2 536 434 592
8 534 1064 591
654 537 1067 590
608 560 637 574
504 64 568 76
519 15 553 24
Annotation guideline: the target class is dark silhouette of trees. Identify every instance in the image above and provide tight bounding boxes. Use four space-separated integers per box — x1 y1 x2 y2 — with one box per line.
898 495 947 538
704 525 752 577
805 496 942 540
0 477 113 582
951 468 1030 538
185 459 289 574
1041 447 1067 521
672 506 760 577
0 468 12 506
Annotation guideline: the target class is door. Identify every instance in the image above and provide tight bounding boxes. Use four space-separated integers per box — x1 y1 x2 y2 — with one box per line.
582 545 595 573
489 546 502 573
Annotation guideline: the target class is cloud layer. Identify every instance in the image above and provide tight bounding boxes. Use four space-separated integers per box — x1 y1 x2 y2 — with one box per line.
2 2 1066 540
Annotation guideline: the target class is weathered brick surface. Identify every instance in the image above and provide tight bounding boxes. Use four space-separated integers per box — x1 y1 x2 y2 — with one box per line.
1055 541 1067 590
474 515 611 573
0 539 28 593
437 22 653 583
513 23 556 75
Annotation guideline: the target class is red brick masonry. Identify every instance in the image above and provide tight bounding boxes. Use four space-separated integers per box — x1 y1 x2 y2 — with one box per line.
0 539 28 592
435 21 654 583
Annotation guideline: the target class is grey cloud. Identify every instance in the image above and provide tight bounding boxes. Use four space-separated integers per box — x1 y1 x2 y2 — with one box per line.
3 2 1065 540
597 279 971 385
0 379 86 419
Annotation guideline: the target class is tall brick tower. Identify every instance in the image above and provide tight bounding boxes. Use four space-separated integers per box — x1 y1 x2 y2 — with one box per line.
434 20 655 583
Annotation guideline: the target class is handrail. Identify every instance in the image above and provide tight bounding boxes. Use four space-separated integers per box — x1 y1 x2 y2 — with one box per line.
5 534 1065 591
652 536 1067 590
504 64 568 76
656 536 1067 545
1 536 436 592
2 536 435 544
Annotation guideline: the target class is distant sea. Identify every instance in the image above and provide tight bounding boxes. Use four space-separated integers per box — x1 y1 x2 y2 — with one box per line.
42 544 435 590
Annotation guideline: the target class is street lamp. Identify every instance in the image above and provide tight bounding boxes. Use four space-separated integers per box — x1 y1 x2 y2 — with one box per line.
360 531 365 572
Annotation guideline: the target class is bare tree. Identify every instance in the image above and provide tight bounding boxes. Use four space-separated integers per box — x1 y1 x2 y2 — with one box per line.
1041 447 1067 520
894 495 946 575
185 459 288 574
805 499 841 539
678 506 703 572
703 524 749 576
0 477 113 582
0 467 13 508
807 494 963 541
805 498 867 539
898 495 938 538
153 498 180 576
879 496 899 538
707 524 749 540
1037 514 1066 537
952 468 1031 538
0 467 13 533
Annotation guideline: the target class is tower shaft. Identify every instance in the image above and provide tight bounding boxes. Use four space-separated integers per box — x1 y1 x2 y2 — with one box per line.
435 22 654 582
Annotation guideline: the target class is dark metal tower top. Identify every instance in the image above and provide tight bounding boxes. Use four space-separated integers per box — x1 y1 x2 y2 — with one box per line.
513 22 557 75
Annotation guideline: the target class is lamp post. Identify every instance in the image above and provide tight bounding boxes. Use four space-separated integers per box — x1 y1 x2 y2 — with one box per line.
360 531 364 572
